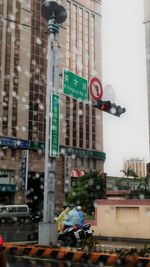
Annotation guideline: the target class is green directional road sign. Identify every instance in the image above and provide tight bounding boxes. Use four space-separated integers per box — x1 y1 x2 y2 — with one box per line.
50 93 60 157
63 69 88 102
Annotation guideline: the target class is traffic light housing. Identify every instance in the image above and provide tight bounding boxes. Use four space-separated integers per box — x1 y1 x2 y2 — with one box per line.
94 100 126 117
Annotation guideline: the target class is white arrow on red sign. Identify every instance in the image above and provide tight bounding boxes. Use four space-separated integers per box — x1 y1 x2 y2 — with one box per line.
89 77 103 100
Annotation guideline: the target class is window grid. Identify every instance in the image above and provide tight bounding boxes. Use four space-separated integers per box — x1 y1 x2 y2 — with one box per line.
0 1 3 79
65 96 70 146
12 0 21 137
65 2 97 151
73 99 77 147
84 11 89 80
92 107 96 149
66 1 71 68
86 104 90 149
79 102 83 148
90 14 95 75
29 0 47 142
2 0 13 135
77 8 83 76
90 14 96 148
71 4 77 72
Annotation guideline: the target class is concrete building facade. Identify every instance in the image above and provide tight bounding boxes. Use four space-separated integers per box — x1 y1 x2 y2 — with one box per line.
144 0 150 155
0 0 105 210
123 158 146 177
91 199 150 239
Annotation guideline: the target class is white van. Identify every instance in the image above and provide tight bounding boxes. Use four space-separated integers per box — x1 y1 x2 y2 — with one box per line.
0 205 30 224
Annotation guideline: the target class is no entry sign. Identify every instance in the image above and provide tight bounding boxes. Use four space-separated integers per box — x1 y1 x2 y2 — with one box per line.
89 77 103 100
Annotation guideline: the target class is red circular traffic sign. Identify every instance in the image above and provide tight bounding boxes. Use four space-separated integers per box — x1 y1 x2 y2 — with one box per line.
89 77 103 100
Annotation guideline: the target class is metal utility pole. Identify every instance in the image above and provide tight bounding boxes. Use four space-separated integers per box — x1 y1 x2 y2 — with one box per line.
39 0 67 246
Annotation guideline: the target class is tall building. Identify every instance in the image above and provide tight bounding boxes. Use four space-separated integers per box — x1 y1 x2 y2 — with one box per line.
0 0 105 210
123 159 146 177
144 0 150 154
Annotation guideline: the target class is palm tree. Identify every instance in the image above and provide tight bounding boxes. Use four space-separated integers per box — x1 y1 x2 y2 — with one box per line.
120 168 138 190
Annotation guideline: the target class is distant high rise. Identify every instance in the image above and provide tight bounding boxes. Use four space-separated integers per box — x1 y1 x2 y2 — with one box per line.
123 159 146 177
0 0 105 209
144 0 150 154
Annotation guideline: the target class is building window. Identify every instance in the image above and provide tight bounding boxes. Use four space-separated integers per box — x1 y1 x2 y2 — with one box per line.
90 14 95 76
0 148 7 160
92 107 96 149
71 4 77 72
29 0 47 142
11 149 17 160
0 1 3 78
66 96 70 146
2 1 13 135
77 7 83 76
84 11 89 80
93 159 96 170
66 1 71 68
79 102 83 148
86 104 90 149
72 99 77 147
12 1 21 136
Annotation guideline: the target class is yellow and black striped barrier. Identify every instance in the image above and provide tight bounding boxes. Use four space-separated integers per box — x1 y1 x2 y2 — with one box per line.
2 243 150 266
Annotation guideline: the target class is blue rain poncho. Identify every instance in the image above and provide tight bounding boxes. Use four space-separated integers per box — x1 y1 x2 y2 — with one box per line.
63 207 80 226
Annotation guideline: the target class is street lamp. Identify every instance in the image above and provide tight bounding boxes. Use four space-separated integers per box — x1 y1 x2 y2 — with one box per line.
39 0 67 246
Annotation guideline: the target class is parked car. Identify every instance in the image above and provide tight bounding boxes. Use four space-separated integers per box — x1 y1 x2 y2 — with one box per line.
0 205 30 224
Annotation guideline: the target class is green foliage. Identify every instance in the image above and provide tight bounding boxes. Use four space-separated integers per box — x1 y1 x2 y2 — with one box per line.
137 176 150 191
66 170 106 213
128 189 150 199
126 176 150 199
120 168 138 178
120 168 139 190
82 235 100 253
116 178 131 190
85 213 95 220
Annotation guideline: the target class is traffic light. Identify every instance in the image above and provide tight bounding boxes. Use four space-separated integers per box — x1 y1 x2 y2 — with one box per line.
94 100 126 117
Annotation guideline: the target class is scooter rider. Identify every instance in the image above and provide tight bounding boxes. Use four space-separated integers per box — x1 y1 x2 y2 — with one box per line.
77 206 85 226
55 205 70 232
61 205 80 232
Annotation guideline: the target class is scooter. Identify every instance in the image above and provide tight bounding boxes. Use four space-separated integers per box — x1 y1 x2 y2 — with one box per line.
58 223 93 247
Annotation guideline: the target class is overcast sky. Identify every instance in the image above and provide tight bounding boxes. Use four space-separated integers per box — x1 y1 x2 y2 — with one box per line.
102 0 149 176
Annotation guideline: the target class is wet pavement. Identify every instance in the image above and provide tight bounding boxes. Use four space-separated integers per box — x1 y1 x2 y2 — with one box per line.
0 223 37 242
7 256 93 267
7 256 61 267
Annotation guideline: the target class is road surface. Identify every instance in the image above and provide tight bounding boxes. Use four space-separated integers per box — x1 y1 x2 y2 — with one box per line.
7 256 90 267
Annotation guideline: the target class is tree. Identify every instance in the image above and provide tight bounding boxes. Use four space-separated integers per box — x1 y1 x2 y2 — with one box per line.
137 176 150 191
120 168 138 190
125 176 150 199
66 170 106 214
116 178 130 190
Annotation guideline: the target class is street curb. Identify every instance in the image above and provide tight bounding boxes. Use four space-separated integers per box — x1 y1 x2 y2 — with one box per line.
99 236 150 244
3 243 150 266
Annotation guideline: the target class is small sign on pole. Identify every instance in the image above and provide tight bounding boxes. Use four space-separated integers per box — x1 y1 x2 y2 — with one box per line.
63 69 88 102
20 150 29 190
50 93 60 157
89 77 103 100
